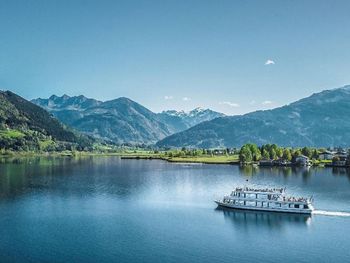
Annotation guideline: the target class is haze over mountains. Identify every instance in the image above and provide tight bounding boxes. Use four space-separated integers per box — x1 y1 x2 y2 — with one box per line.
32 95 224 144
157 85 350 148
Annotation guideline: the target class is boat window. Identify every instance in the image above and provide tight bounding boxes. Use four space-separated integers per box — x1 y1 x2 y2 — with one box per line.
294 204 300 208
304 205 309 209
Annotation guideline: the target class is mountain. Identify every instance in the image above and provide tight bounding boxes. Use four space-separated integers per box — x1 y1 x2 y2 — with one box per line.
157 85 350 148
0 91 92 151
32 95 224 144
33 95 171 144
156 108 225 133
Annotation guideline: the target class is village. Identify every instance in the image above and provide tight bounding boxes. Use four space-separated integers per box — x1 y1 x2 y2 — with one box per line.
258 149 349 167
232 144 350 167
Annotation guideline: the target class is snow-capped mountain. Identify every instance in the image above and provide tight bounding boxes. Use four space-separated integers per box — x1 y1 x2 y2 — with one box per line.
157 107 225 133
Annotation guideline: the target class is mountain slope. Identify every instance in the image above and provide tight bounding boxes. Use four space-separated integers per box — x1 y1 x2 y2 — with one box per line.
33 95 172 144
32 95 225 144
157 86 350 148
0 91 92 150
72 97 172 144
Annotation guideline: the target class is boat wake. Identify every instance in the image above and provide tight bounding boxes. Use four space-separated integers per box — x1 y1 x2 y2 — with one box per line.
313 210 350 217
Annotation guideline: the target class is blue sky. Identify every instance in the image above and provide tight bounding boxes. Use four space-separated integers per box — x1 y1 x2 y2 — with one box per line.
0 0 350 115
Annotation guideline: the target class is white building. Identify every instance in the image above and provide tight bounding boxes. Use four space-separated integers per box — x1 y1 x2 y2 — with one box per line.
295 155 310 166
318 151 334 160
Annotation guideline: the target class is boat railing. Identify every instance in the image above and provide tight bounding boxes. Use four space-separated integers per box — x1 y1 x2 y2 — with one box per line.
235 187 285 193
282 196 312 203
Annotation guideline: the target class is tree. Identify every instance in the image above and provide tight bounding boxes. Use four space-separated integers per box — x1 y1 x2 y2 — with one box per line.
301 147 312 158
262 149 270 159
332 156 340 163
239 145 253 163
276 148 283 158
282 149 292 161
293 149 301 157
269 148 277 160
246 143 261 161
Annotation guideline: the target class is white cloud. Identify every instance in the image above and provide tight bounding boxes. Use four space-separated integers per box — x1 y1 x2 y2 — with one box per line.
164 95 173 100
262 100 273 105
219 101 240 107
249 100 256 105
264 59 275 65
182 97 191 101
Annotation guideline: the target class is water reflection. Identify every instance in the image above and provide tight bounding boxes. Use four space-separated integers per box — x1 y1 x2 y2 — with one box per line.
239 165 315 180
0 156 160 200
332 167 350 180
215 206 311 230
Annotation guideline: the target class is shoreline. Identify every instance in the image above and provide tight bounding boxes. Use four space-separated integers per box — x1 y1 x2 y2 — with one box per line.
120 155 240 165
0 152 348 168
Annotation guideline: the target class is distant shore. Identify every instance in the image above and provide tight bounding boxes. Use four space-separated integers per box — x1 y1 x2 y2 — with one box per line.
0 150 348 168
120 155 240 165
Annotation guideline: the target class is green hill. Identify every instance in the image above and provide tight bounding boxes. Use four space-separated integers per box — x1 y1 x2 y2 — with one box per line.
0 91 93 152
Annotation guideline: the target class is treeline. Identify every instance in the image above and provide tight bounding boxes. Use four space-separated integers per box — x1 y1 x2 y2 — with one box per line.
160 147 235 158
239 143 325 163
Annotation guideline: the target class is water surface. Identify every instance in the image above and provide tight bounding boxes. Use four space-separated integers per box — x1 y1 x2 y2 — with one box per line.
0 156 349 262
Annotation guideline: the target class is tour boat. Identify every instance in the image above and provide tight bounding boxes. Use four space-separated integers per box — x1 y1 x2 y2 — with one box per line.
215 187 314 214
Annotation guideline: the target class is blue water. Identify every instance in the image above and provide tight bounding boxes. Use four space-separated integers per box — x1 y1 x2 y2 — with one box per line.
0 157 349 262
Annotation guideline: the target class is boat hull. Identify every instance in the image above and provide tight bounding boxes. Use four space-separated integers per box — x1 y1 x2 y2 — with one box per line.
215 200 313 215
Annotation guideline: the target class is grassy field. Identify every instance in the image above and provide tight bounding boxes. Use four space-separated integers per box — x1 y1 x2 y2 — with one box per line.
167 155 239 164
0 129 25 139
119 151 240 164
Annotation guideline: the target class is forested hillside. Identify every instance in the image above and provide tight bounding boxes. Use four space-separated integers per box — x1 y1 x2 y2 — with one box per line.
0 91 93 152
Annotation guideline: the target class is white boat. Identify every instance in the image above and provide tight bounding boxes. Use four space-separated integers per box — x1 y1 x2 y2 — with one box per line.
215 187 314 214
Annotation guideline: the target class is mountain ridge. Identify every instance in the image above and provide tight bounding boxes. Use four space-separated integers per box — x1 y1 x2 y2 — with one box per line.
32 95 224 144
157 85 350 148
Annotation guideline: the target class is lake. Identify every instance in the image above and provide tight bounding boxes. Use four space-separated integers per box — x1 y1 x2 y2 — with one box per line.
0 156 349 263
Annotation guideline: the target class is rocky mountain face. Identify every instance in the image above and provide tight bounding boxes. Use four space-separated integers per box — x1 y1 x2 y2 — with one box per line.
157 85 350 148
32 95 224 144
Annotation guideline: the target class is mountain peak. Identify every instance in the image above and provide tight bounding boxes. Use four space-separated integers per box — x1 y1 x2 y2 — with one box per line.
158 107 225 133
116 97 134 103
49 94 59 100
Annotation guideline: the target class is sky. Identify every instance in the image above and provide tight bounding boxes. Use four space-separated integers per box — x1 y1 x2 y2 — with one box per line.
0 0 350 115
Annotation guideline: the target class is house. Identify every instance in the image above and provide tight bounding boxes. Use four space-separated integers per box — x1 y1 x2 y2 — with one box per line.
295 155 311 166
212 149 225 155
332 153 348 167
318 151 334 160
